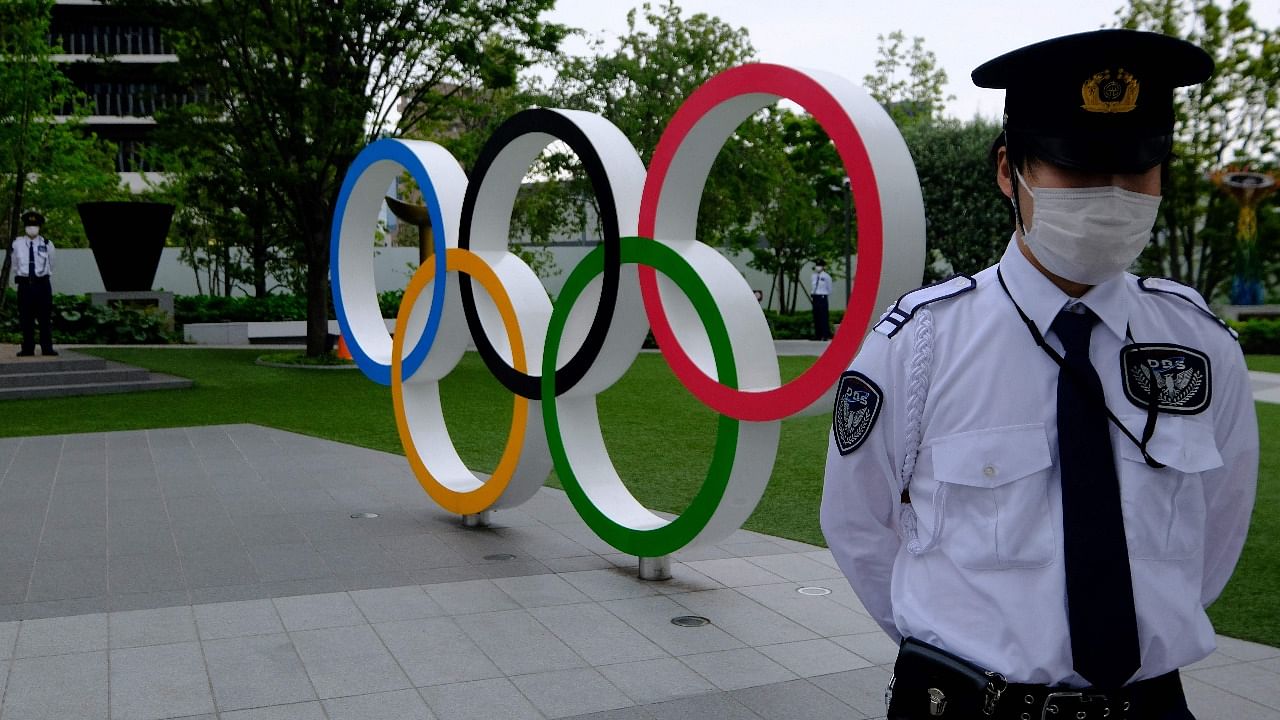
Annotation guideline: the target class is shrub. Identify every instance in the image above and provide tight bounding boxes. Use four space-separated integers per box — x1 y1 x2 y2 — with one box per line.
1230 317 1280 355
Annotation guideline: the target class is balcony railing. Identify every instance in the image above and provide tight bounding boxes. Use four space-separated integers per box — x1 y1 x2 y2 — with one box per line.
48 24 171 56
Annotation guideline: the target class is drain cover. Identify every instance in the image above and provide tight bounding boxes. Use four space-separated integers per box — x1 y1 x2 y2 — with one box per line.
350 513 380 519
671 615 711 627
483 553 517 561
797 586 831 596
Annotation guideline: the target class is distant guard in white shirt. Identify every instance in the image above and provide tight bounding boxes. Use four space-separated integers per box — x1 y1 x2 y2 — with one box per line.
11 210 57 357
821 30 1257 720
811 261 833 341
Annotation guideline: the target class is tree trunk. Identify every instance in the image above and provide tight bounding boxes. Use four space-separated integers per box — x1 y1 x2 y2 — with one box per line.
252 219 267 297
305 228 330 357
0 173 25 306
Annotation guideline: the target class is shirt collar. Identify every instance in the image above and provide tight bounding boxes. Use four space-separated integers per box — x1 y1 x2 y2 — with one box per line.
998 235 1131 342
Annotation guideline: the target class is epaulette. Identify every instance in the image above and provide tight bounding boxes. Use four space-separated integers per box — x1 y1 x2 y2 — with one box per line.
874 274 977 338
1138 277 1238 339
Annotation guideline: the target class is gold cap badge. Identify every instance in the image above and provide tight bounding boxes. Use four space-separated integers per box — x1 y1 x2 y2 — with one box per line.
1081 68 1140 113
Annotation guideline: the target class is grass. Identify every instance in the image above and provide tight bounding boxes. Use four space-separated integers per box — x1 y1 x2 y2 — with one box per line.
0 347 1274 647
1246 354 1280 373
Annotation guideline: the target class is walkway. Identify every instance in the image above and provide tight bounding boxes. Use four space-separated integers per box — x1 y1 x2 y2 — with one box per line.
0 425 1275 719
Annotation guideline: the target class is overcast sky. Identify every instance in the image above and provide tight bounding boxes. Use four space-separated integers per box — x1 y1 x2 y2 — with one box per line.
539 0 1280 122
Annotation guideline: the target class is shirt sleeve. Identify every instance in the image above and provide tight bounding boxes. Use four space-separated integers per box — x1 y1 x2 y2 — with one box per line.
820 327 910 641
1199 340 1259 606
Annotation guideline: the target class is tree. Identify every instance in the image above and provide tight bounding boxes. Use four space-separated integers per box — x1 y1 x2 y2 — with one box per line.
900 118 1012 279
1119 0 1280 300
863 30 955 128
109 0 567 356
0 0 124 300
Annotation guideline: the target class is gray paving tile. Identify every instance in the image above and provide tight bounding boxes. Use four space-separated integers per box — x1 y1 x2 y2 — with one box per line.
3 651 108 719
273 592 364 631
26 556 107 601
109 589 192 613
1188 661 1280 711
422 579 521 615
1215 636 1280 662
830 631 901 666
14 612 107 657
0 605 22 623
194 599 284 640
560 569 664 602
107 522 176 557
736 583 881 637
455 608 587 675
248 543 331 582
19 595 109 620
109 605 198 648
741 554 845 582
290 624 412 699
808 666 894 718
264 576 349 598
418 677 542 720
531 603 668 666
36 524 107 561
339 569 416 591
349 585 445 623
378 534 469 570
0 621 17 659
597 657 718 704
108 552 185 595
645 691 762 720
109 642 215 720
600 595 746 657
0 563 31 605
374 616 503 687
730 679 858 720
232 514 308 546
756 638 873 677
203 633 317 711
679 648 797 691
512 667 634 719
180 549 259 588
669 589 819 647
189 584 271 605
492 573 592 608
544 556 617 574
1183 675 1280 720
219 701 326 720
323 689 436 720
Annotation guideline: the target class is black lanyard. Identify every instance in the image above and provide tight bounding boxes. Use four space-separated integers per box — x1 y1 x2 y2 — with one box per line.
996 268 1166 469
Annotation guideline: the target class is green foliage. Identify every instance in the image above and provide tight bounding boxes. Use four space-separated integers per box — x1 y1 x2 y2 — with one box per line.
762 309 846 340
0 0 125 275
173 294 309 325
106 0 567 355
1119 0 1280 300
1230 317 1280 354
0 290 178 344
900 117 1012 278
862 30 955 128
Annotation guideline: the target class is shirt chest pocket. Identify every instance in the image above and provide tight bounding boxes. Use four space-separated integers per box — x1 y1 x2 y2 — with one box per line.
1118 415 1221 560
929 424 1055 570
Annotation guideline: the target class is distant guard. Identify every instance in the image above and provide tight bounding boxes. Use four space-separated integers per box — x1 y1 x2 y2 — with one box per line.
11 210 57 357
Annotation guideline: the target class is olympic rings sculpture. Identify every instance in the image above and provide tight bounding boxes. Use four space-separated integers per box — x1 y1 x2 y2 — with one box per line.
332 63 925 557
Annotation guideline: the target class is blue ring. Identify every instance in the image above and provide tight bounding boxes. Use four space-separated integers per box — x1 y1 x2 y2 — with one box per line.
330 138 449 385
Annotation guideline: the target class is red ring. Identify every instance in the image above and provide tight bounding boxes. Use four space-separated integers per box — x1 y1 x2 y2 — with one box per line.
638 64 884 422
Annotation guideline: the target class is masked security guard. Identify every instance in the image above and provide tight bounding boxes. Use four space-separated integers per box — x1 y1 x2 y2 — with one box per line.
821 30 1258 720
11 210 58 357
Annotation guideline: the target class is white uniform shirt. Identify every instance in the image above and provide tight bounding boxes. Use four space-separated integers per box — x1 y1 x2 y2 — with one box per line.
812 270 832 296
820 238 1258 687
11 236 54 277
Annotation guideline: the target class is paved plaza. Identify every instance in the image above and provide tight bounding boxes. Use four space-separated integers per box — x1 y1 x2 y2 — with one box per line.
0 423 1276 719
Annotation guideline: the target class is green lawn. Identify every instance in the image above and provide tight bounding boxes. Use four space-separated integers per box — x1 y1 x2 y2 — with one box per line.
1247 354 1280 373
0 347 1274 648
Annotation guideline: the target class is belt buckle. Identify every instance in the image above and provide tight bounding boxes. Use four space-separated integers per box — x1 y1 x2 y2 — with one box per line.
1041 691 1112 720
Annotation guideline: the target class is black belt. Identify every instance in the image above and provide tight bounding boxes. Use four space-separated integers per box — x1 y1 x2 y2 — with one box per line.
997 671 1185 720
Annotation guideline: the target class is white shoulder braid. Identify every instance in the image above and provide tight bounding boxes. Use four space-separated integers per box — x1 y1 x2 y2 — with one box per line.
873 275 977 338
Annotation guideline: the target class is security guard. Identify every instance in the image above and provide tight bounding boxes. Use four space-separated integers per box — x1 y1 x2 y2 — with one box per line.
11 210 57 357
821 30 1257 720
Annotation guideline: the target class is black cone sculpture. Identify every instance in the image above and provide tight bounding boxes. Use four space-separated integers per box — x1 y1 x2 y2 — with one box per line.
78 201 174 291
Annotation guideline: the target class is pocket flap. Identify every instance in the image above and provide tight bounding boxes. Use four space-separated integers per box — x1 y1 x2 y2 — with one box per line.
930 424 1053 488
1118 415 1223 473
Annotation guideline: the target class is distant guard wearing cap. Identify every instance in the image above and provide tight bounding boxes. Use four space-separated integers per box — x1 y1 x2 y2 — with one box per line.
821 30 1257 719
11 210 58 357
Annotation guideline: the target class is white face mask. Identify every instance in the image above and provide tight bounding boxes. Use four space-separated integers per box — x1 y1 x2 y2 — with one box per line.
1017 172 1161 285
24 226 39 238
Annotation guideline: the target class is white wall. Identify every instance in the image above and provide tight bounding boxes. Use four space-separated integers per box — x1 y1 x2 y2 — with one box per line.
1 245 852 312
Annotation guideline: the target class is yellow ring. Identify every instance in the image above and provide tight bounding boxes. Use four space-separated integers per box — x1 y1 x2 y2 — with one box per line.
391 248 528 514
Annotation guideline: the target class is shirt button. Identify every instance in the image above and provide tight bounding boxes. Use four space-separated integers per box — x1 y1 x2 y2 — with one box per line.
983 464 997 477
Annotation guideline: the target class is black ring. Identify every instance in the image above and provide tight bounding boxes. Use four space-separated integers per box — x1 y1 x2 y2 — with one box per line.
458 108 622 400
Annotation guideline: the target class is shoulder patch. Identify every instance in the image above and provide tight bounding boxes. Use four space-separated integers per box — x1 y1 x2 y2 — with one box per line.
874 274 977 338
1120 343 1212 415
832 371 883 455
1138 277 1238 340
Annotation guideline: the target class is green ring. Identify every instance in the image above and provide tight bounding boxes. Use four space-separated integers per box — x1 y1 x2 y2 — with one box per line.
542 236 739 556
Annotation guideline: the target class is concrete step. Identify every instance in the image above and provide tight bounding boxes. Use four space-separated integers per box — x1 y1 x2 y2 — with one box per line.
0 372 193 400
0 353 107 376
0 361 151 389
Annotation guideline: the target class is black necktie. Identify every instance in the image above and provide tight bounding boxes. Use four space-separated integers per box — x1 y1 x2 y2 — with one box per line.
28 239 36 277
1053 308 1141 689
